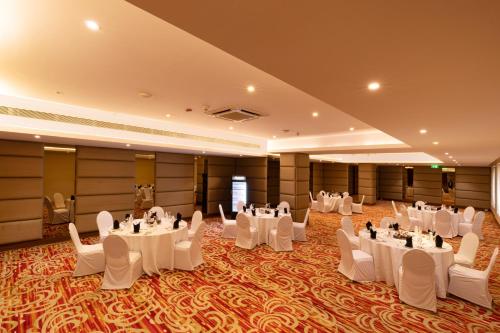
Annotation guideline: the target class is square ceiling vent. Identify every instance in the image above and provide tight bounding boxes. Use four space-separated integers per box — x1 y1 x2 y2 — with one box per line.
207 108 261 122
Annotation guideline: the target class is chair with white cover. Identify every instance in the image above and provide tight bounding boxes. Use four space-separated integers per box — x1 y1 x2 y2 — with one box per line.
340 216 359 250
380 217 395 229
101 235 143 289
269 215 293 251
149 206 165 219
448 247 498 309
343 192 349 197
277 201 290 213
454 232 480 268
188 210 203 239
434 209 454 238
316 193 325 213
44 196 69 224
53 192 66 209
96 211 113 242
463 206 475 224
320 190 326 196
336 229 375 282
399 205 421 231
398 249 437 312
352 195 365 214
392 200 401 219
338 196 353 216
236 200 245 212
68 223 105 277
235 213 258 249
309 192 318 211
458 211 485 240
174 221 207 271
219 204 237 238
140 187 154 209
415 201 426 208
293 208 310 241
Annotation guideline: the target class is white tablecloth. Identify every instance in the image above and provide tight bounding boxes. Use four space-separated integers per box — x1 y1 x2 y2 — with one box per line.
246 211 292 244
407 207 460 236
359 230 454 298
109 219 188 275
322 196 340 213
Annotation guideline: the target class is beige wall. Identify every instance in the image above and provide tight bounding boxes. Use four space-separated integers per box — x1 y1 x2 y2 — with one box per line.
207 156 235 215
135 157 155 186
235 157 268 207
379 166 403 200
413 166 442 204
455 167 490 209
324 163 348 193
280 153 309 221
267 158 280 206
311 162 324 196
196 157 205 205
44 150 75 199
358 164 376 204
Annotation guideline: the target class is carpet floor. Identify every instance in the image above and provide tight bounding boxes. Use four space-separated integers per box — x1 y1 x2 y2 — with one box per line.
1 201 499 332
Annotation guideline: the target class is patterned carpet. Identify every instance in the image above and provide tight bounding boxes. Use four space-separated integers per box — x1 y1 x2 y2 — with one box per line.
1 201 499 332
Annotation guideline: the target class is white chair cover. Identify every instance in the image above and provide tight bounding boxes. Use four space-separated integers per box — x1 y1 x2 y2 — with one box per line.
463 206 475 223
380 217 395 229
392 200 402 219
352 195 365 214
96 211 113 242
399 205 422 231
338 196 353 216
336 229 375 282
341 216 359 250
149 206 165 219
174 221 206 270
140 187 154 209
68 223 105 276
415 201 426 208
448 247 498 309
454 232 479 268
101 235 143 289
398 249 437 312
309 192 318 211
434 209 453 238
44 196 69 224
293 208 310 241
235 213 258 249
269 215 293 251
343 192 349 197
277 201 290 212
236 200 245 212
458 211 485 240
219 204 237 238
53 192 66 209
316 193 325 213
188 210 203 239
320 190 326 196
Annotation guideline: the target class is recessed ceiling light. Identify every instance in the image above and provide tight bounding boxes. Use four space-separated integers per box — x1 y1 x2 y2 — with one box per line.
138 91 152 98
432 141 439 145
239 154 243 157
165 114 171 118
34 135 41 139
445 152 449 155
246 85 255 93
84 20 100 31
349 127 355 131
126 144 131 147
229 126 234 130
312 112 319 117
202 151 206 154
338 158 343 161
272 135 277 139
367 82 381 91
449 156 453 159
419 129 427 134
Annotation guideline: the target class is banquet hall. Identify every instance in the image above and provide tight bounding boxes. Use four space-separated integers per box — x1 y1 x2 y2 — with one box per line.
0 1 499 332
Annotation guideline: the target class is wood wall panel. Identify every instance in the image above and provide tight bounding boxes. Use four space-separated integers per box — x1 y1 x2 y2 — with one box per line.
0 140 43 244
358 164 377 204
413 166 441 204
75 146 135 232
311 162 324 196
379 166 403 200
235 157 268 207
323 163 348 193
207 157 235 215
455 167 490 209
280 153 309 221
155 153 194 218
267 158 280 206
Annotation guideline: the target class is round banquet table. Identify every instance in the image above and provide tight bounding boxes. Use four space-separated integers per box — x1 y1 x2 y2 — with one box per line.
108 219 188 276
359 230 454 298
322 196 340 213
246 211 292 244
407 207 460 236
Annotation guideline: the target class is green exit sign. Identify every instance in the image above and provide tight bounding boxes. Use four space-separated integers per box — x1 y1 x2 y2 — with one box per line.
431 164 441 169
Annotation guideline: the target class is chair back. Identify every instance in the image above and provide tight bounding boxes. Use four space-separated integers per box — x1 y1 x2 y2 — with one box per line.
303 208 310 225
53 192 65 209
142 187 153 200
191 210 203 231
218 204 226 222
343 192 349 197
359 195 365 205
316 193 324 211
380 217 394 229
340 216 355 237
472 211 485 236
236 213 252 238
320 190 326 196
342 196 353 214
434 209 451 237
484 247 499 277
97 211 113 239
277 201 290 211
68 223 83 252
149 206 165 219
415 201 426 208
457 232 479 264
401 249 435 286
276 215 293 238
309 192 314 202
399 205 411 230
336 229 354 270
391 200 399 216
236 200 245 212
191 221 207 257
463 206 475 222
103 235 130 268
43 196 55 223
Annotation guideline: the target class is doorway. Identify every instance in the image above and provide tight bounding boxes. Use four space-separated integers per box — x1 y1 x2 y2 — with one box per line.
135 152 155 214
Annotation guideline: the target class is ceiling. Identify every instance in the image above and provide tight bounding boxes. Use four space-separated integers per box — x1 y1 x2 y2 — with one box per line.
125 0 500 166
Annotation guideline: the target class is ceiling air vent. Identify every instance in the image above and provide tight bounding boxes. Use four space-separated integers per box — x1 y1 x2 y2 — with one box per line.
206 108 262 122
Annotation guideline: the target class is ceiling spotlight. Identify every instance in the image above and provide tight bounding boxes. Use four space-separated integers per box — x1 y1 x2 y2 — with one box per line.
34 135 41 139
126 144 131 147
202 151 206 154
272 135 277 139
138 92 152 98
229 126 234 130
349 127 355 131
432 141 439 145
448 156 453 159
312 112 319 117
239 154 243 157
165 114 171 118
246 85 255 93
419 129 427 134
367 82 381 91
445 152 449 155
84 20 100 31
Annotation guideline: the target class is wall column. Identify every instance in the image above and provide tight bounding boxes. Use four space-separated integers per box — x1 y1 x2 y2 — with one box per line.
358 164 377 204
280 153 309 221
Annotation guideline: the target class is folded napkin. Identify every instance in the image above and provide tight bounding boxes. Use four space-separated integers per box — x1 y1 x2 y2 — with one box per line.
113 219 120 230
418 205 422 211
405 236 413 248
453 207 458 214
437 207 441 211
366 221 373 230
370 229 377 239
393 223 399 231
125 213 130 220
274 209 279 217
412 202 416 208
173 213 182 229
251 209 256 217
133 220 141 233
243 206 247 212
284 207 288 214
435 235 443 248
